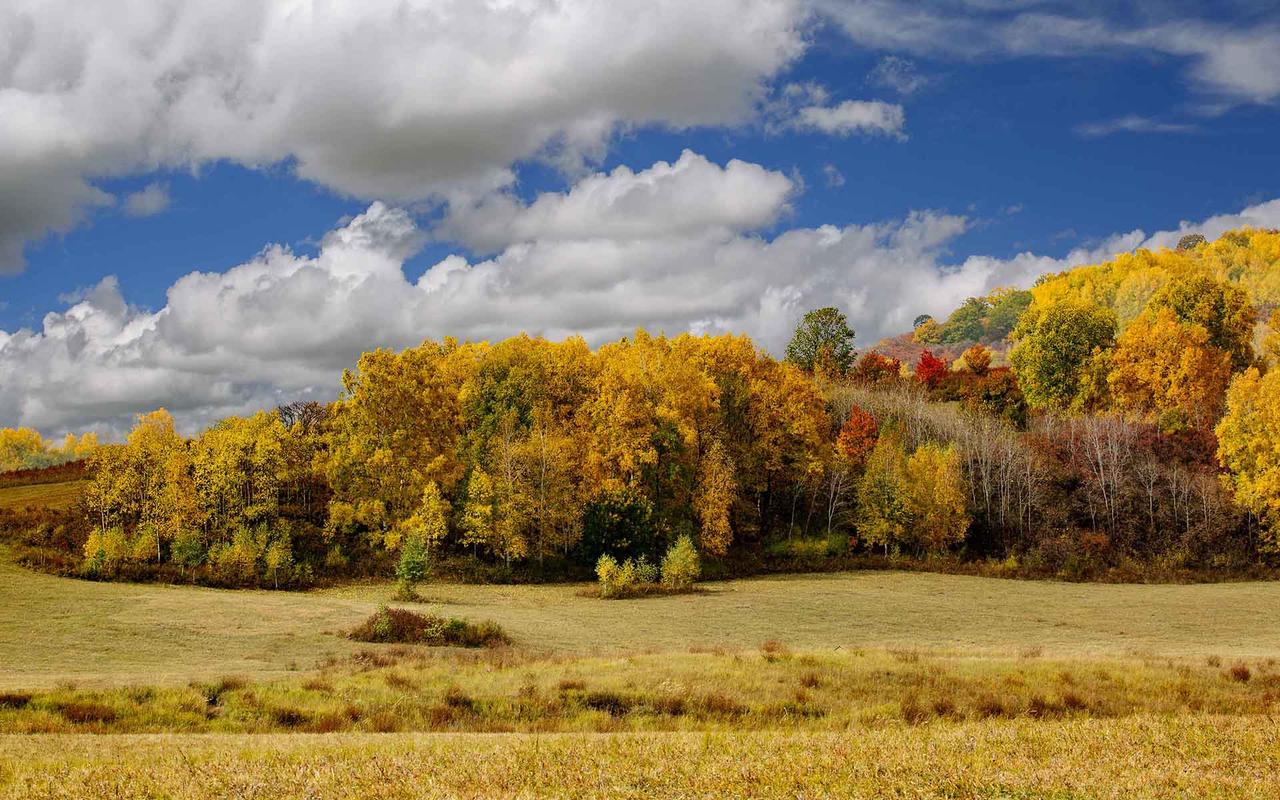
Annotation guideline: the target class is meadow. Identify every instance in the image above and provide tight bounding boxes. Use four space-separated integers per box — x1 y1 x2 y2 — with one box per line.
2 542 1280 795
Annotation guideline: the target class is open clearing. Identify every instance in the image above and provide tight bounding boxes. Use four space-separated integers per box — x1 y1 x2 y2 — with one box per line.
3 557 1280 796
0 481 85 511
6 555 1280 688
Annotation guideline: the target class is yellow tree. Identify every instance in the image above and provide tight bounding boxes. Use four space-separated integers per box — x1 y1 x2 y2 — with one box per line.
1216 367 1280 550
904 442 968 553
693 439 735 556
1108 308 1232 431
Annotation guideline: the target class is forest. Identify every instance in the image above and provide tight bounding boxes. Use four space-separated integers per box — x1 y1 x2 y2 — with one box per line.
3 227 1280 588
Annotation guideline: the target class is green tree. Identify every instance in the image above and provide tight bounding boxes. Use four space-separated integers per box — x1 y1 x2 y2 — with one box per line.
940 297 989 343
396 534 431 597
785 307 856 375
1009 299 1117 411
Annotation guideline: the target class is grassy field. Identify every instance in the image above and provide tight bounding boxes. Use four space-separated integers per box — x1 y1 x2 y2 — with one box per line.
7 552 1280 689
0 480 85 511
4 550 1280 796
3 717 1278 799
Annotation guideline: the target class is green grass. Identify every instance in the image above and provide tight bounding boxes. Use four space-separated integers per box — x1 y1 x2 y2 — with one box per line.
0 480 86 511
8 555 1280 689
3 717 1278 799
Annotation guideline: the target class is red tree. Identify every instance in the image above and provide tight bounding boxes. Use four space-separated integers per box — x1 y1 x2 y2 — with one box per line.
836 406 879 469
915 350 949 388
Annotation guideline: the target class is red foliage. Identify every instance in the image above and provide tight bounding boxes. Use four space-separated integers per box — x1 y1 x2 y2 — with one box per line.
836 406 879 468
851 353 902 386
915 350 949 388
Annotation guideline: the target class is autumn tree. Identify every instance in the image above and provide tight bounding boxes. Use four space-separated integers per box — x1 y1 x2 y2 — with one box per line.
786 307 856 375
1147 274 1256 370
1108 308 1233 432
1216 367 1280 550
903 442 968 553
915 350 949 388
855 434 910 553
694 439 736 556
1009 298 1117 411
956 345 992 376
836 406 878 469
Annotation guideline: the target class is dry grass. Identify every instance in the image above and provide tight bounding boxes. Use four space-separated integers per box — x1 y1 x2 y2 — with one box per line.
9 552 1280 688
0 481 85 511
2 717 1278 799
3 647 1280 735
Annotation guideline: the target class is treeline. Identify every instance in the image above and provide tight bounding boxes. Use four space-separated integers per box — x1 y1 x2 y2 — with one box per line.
0 428 97 474
10 227 1280 587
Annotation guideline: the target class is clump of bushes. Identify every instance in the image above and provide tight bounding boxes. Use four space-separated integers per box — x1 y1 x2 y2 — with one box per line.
596 534 701 598
349 605 509 648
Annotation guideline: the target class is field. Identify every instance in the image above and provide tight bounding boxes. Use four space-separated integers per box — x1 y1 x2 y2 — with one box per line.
7 553 1280 689
4 546 1280 796
0 480 85 511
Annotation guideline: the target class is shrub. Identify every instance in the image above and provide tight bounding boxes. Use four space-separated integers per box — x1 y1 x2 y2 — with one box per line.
661 534 701 590
348 605 509 648
395 534 430 598
595 553 662 598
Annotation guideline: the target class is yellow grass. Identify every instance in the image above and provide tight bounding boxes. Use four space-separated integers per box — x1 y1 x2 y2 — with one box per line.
2 717 1278 799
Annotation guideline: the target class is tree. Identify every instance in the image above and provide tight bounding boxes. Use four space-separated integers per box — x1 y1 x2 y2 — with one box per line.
1147 275 1256 371
915 350 949 388
660 534 701 590
694 439 736 556
785 307 856 375
912 318 943 345
851 353 902 386
836 406 878 469
904 443 968 553
459 468 497 555
1108 309 1232 432
1009 299 1117 411
940 297 989 343
855 434 910 553
957 345 992 376
396 533 430 596
403 482 450 553
1216 367 1280 550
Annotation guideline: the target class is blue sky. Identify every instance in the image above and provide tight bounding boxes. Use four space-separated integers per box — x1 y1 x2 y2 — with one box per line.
2 1 1279 434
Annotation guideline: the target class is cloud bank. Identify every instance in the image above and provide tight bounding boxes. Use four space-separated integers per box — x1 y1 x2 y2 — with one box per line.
0 0 807 272
4 152 1277 436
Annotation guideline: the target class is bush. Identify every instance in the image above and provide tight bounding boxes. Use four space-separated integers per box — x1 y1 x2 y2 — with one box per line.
348 605 509 648
661 534 701 590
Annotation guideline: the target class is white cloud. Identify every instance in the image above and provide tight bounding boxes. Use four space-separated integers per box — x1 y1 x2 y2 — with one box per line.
0 0 807 272
814 1 1280 104
1076 115 1199 137
795 100 906 138
823 164 846 188
123 183 171 217
438 150 795 252
4 152 1277 438
868 55 928 96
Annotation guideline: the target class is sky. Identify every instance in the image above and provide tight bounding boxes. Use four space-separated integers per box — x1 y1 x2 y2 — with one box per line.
1 0 1279 437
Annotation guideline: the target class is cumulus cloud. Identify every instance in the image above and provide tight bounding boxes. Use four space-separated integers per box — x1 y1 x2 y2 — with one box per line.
0 0 806 272
123 183 171 217
4 152 1277 437
438 150 796 252
795 100 906 138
